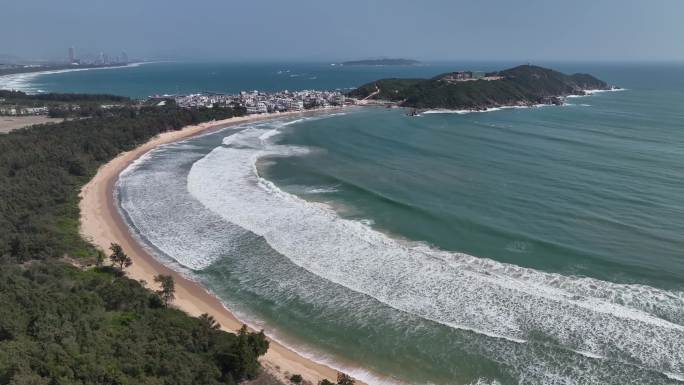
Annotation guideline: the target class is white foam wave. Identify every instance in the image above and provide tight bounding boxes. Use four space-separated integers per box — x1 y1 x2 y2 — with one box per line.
306 186 340 194
258 129 280 143
468 379 502 385
420 104 550 115
567 88 627 98
0 62 147 93
118 141 247 270
187 127 684 377
665 372 684 382
584 88 626 94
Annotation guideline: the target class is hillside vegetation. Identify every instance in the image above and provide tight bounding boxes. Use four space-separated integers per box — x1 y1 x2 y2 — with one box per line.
0 104 242 262
0 90 133 117
348 65 611 110
0 262 268 385
0 99 273 385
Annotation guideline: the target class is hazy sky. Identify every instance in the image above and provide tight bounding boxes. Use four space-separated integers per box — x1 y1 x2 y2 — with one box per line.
3 0 683 62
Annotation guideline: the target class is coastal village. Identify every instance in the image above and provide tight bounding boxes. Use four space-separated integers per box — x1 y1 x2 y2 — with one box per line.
172 89 349 112
0 89 351 118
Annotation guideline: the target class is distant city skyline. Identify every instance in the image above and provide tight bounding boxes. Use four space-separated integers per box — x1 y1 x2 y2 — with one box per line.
2 0 684 62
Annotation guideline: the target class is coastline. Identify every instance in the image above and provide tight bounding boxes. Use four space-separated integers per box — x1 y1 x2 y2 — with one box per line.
0 62 148 93
79 109 361 385
409 88 625 115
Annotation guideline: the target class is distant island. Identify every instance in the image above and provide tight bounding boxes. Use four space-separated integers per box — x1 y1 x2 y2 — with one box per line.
341 58 421 66
348 64 616 111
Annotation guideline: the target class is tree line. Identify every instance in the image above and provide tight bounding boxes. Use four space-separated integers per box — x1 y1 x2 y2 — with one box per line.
0 94 357 385
0 261 268 385
0 104 242 263
0 100 276 384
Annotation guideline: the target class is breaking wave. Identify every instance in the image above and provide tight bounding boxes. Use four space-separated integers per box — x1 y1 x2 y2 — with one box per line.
186 124 684 379
420 104 551 115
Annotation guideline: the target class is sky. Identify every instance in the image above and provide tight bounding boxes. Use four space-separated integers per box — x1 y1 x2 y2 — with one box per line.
2 0 683 62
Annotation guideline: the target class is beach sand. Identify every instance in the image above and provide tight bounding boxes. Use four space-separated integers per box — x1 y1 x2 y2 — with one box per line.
79 110 357 385
0 115 63 133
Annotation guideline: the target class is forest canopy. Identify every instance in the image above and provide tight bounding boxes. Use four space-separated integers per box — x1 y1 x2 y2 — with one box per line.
0 100 271 385
0 104 243 262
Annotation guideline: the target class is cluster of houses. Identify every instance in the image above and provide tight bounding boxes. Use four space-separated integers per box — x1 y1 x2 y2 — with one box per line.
439 71 503 84
0 104 49 116
0 89 352 117
173 90 349 113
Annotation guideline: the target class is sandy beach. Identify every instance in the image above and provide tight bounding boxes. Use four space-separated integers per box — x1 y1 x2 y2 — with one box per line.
79 109 357 385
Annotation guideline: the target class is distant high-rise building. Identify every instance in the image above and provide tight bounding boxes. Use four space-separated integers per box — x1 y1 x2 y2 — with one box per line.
98 52 105 64
121 51 128 64
68 47 75 63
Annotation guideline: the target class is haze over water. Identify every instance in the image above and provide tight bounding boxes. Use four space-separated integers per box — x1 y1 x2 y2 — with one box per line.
25 63 684 384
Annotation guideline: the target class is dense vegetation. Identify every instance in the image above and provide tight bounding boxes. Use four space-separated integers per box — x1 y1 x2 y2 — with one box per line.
0 90 133 117
0 104 243 262
0 90 130 103
0 99 276 384
348 65 611 109
0 261 268 384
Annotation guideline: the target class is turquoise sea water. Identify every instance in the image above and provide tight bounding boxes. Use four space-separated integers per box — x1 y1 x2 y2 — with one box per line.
19 63 684 384
0 60 626 99
0 61 512 97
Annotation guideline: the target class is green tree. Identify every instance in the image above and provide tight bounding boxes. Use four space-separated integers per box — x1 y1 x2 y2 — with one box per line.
0 261 268 384
319 380 334 385
95 250 105 267
337 372 355 385
199 313 221 330
109 243 132 270
154 274 175 306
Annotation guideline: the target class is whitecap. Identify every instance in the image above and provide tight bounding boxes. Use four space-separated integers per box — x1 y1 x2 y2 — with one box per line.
187 126 684 378
420 104 551 116
306 186 340 194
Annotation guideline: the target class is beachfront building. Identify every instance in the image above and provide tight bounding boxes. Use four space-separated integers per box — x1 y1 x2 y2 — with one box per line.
288 99 304 111
257 101 268 114
174 89 347 114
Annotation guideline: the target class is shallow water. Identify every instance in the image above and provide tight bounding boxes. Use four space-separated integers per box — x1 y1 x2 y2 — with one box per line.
112 63 684 384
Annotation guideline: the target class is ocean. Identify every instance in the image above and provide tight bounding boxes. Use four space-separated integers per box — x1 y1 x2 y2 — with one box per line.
12 62 684 384
0 61 520 97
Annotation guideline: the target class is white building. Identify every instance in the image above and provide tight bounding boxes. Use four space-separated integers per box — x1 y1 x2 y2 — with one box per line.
257 101 268 113
288 100 304 111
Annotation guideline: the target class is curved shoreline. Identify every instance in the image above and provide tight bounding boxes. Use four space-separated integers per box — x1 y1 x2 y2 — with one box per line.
0 62 148 93
79 110 359 385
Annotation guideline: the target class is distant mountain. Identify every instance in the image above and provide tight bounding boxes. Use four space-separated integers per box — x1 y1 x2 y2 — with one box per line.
348 65 613 110
341 58 421 66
